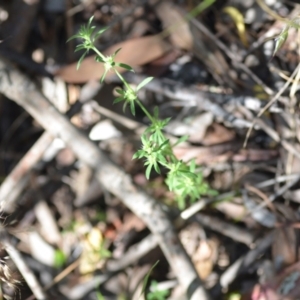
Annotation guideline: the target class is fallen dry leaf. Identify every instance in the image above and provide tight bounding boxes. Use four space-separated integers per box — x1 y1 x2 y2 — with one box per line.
56 35 171 83
155 1 193 50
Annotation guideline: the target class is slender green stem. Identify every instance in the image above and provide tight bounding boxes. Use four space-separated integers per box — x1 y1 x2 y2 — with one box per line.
91 46 155 124
114 69 131 89
114 69 155 123
92 46 105 61
135 99 155 123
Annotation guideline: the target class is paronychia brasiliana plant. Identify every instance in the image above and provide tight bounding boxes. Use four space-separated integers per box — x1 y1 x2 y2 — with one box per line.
68 16 217 209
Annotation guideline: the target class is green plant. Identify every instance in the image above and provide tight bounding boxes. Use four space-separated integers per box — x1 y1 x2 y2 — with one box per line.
146 280 170 300
54 249 67 268
140 261 170 300
68 16 216 209
273 17 300 57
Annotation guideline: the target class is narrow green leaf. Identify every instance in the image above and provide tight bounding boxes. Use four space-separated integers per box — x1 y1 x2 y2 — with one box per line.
67 34 81 42
77 52 87 70
137 77 153 91
146 164 152 179
163 117 171 125
273 27 289 57
130 101 136 116
96 27 108 36
115 88 124 95
173 135 189 147
158 139 170 151
88 16 95 27
154 163 161 174
188 0 216 20
141 134 147 145
157 154 167 164
112 48 122 57
95 56 104 63
113 97 124 104
141 261 160 298
121 102 127 113
132 152 141 160
75 45 87 52
100 69 108 83
189 159 196 173
116 63 134 72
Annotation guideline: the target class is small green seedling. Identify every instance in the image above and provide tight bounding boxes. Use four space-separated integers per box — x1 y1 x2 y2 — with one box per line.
54 249 66 268
68 16 216 208
146 281 170 300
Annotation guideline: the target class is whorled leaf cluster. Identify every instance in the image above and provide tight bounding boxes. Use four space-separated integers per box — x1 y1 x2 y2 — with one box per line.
69 17 216 208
